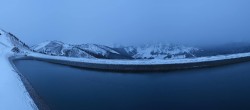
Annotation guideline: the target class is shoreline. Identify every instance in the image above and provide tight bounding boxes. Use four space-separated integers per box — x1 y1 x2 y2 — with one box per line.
14 54 250 72
31 55 250 72
9 56 50 110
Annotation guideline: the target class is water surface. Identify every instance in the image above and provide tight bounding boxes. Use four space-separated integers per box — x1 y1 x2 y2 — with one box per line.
14 60 250 110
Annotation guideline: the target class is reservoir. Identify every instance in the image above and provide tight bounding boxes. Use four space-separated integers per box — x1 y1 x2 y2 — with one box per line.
14 60 250 110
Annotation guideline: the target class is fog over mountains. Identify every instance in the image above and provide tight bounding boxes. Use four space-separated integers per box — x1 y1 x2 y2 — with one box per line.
31 41 199 60
32 40 250 60
2 29 250 60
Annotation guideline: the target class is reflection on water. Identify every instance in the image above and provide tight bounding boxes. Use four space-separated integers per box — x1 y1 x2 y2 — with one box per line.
14 60 250 110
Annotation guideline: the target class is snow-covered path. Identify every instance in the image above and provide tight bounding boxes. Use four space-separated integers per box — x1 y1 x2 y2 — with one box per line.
0 49 37 110
0 31 37 110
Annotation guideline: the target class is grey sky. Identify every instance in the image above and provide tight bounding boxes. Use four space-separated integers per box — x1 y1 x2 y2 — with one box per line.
1 0 250 46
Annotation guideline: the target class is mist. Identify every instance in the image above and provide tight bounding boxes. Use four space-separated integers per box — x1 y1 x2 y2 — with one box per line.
1 0 250 46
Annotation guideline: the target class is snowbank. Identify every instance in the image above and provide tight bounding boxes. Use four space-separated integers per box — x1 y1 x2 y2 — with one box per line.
0 49 37 110
0 29 37 110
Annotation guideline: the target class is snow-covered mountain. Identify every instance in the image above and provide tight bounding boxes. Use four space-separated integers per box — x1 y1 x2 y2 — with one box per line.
32 41 200 60
1 28 200 60
31 41 94 58
32 41 131 59
0 29 30 52
3 28 250 60
114 43 199 59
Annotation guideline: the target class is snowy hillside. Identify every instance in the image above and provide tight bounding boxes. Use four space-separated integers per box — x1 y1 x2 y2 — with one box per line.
32 41 94 58
115 43 199 59
0 29 29 50
0 29 37 110
32 41 199 60
76 44 123 58
32 41 132 59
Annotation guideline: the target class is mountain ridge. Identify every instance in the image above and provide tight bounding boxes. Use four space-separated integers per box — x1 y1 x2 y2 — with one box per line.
32 40 199 60
2 29 250 60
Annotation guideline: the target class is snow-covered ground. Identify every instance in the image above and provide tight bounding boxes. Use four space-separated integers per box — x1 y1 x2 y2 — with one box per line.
0 29 37 110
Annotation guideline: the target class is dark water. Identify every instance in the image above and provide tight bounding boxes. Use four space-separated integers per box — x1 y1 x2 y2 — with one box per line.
14 60 250 110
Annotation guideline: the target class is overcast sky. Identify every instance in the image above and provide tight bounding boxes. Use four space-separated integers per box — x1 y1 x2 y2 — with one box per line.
1 0 250 46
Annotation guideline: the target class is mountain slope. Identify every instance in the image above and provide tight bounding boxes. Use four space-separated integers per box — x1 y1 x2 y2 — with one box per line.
32 41 200 60
75 44 131 59
0 29 38 110
0 29 30 52
114 43 199 59
31 41 94 58
32 41 132 59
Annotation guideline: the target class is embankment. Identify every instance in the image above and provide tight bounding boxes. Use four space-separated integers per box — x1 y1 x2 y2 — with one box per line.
13 55 250 72
9 56 50 110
